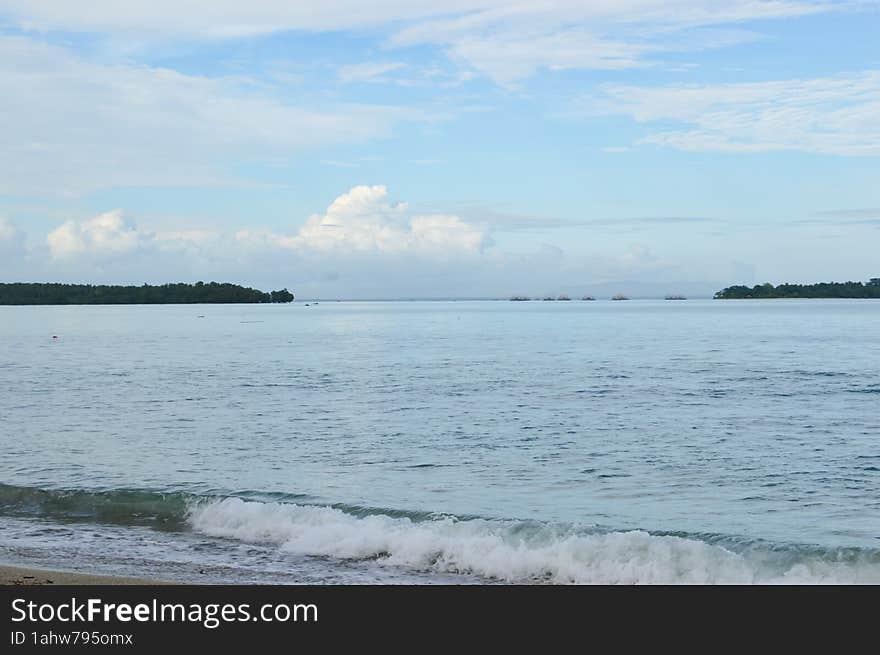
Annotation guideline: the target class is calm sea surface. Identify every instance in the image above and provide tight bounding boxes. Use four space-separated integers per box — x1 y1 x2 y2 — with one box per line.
1 300 878 583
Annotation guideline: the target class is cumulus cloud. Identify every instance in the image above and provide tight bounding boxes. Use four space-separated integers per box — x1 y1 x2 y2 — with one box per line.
19 186 501 295
0 216 24 253
41 187 487 263
16 208 880 298
153 230 219 244
238 185 488 255
583 71 880 155
46 210 146 258
0 215 20 241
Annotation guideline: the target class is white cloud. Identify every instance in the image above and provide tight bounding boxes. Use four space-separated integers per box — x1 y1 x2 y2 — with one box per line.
0 215 24 253
0 36 423 195
42 187 488 265
17 197 880 297
339 62 407 84
20 187 503 295
45 213 230 259
0 215 19 240
1 1 836 85
0 1 486 36
46 210 146 257
0 0 828 37
614 244 674 274
441 31 652 85
388 1 827 84
154 230 218 244
238 185 488 255
585 71 880 155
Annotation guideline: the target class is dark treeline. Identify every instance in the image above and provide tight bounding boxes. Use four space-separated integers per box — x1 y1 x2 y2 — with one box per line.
715 278 880 299
0 282 295 305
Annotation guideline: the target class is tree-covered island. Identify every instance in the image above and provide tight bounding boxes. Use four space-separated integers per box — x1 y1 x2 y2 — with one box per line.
0 282 294 305
715 278 880 299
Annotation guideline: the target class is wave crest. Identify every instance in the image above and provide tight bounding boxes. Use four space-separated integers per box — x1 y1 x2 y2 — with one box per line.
187 498 880 584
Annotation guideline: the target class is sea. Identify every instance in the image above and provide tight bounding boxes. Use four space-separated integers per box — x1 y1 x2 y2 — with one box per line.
1 299 878 584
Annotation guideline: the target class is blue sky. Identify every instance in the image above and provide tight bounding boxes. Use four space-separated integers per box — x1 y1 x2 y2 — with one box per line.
0 1 878 298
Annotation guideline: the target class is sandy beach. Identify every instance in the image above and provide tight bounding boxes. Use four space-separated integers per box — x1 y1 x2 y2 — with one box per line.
0 565 165 586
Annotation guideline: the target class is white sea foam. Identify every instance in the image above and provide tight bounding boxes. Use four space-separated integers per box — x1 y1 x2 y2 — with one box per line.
187 498 880 584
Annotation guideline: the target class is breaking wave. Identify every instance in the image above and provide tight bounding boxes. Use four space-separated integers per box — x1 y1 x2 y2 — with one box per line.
187 497 880 584
4 484 877 584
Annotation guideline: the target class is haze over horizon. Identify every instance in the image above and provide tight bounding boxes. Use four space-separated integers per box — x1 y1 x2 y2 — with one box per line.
1 1 878 298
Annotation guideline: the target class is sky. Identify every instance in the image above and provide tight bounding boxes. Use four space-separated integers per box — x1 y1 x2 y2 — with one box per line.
0 1 878 298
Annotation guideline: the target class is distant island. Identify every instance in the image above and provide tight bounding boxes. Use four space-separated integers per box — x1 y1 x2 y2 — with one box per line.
715 278 880 299
0 282 295 305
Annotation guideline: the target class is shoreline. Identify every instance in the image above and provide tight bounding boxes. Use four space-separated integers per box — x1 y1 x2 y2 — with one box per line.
0 565 168 586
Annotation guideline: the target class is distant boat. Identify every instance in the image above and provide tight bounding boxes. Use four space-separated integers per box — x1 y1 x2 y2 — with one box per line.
612 294 629 301
543 296 556 301
510 296 531 301
581 296 596 301
665 295 687 300
557 295 571 301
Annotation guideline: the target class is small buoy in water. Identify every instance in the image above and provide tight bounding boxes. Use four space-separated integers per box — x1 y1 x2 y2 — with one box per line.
52 335 58 339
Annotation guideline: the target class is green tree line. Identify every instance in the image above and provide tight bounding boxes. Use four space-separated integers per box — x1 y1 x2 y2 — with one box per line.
715 278 880 299
0 282 295 305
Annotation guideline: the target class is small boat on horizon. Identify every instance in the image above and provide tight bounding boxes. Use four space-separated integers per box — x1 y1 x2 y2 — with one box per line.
612 294 629 301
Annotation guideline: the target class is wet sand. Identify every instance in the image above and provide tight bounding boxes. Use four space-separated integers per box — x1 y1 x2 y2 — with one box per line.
0 565 166 585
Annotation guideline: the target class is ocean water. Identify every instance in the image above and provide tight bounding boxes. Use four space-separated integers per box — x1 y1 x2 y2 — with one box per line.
1 299 878 584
